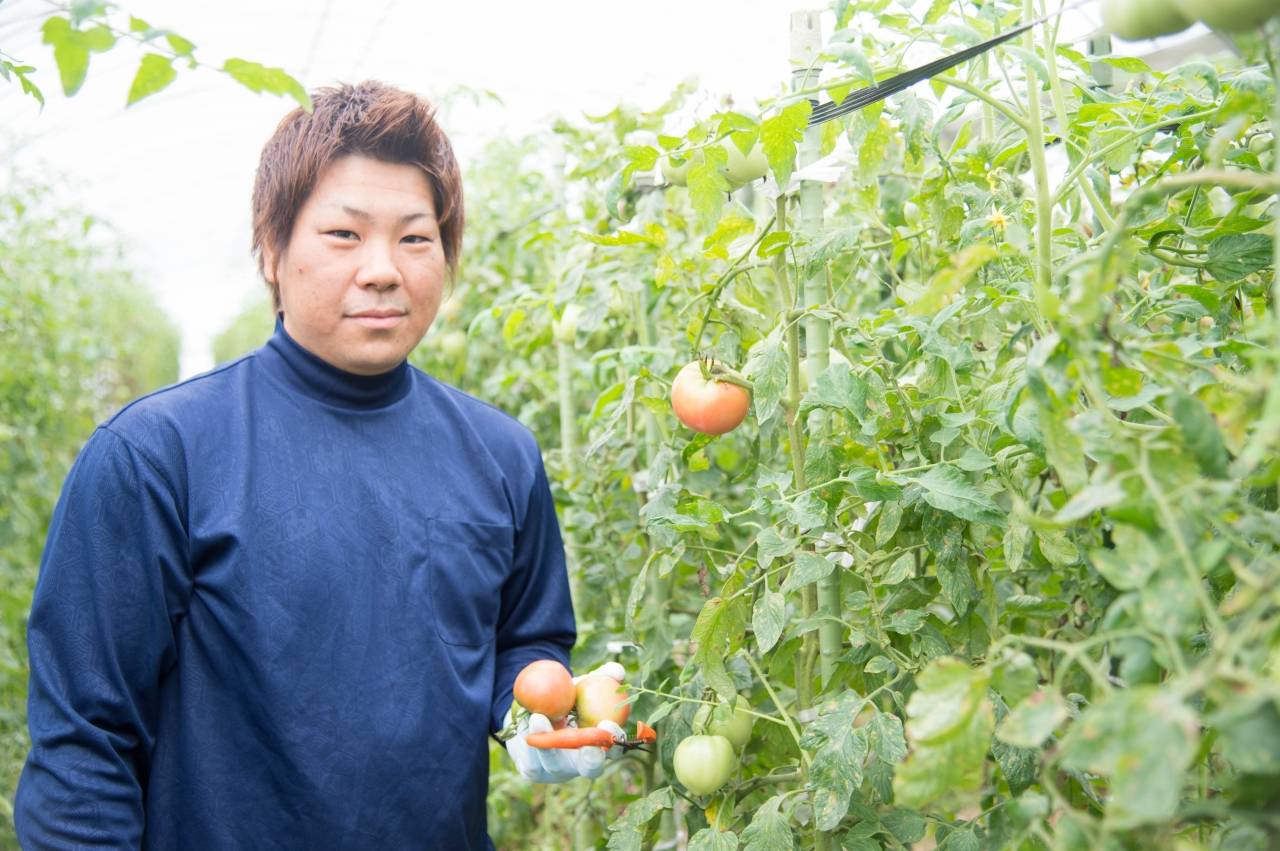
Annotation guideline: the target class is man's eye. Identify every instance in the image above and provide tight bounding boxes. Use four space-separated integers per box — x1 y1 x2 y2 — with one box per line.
326 230 358 239
403 235 433 244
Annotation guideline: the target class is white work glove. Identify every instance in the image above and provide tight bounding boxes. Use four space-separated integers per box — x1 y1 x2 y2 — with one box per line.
503 662 628 783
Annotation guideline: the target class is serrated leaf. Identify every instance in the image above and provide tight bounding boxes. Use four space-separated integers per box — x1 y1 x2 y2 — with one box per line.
607 788 675 851
875 501 902 548
1205 233 1272 281
744 327 789 426
894 699 993 809
126 53 176 106
691 597 747 703
222 58 311 110
868 710 907 764
688 148 730 227
803 696 870 830
782 551 834 592
755 526 797 567
880 551 914 585
1170 391 1229 479
1004 519 1029 571
689 829 739 851
997 689 1069 748
1059 687 1198 828
1055 480 1126 523
901 464 1005 527
741 795 794 850
799 363 871 422
905 658 990 744
752 588 786 654
761 100 811 187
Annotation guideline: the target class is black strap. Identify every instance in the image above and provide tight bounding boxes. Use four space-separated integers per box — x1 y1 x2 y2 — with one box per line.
806 0 1092 127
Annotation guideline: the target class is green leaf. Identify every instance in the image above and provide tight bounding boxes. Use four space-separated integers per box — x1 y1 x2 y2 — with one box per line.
904 657 990 744
799 363 871 422
691 597 747 704
755 526 797 567
880 551 914 585
875 502 902 548
222 58 311 110
894 697 993 809
996 689 1068 748
907 244 997 315
689 829 739 851
126 53 176 106
607 788 675 851
1060 687 1199 828
42 17 88 96
744 327 789 427
761 100 811 187
1089 525 1161 590
782 551 834 593
1004 519 1029 571
752 588 786 654
741 795 794 850
1170 392 1229 479
868 710 907 764
899 464 1005 527
1054 480 1126 523
1205 233 1272 281
688 147 730 227
802 693 870 830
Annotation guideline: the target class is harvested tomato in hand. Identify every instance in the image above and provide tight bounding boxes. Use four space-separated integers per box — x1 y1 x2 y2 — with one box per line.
513 660 576 722
574 674 631 728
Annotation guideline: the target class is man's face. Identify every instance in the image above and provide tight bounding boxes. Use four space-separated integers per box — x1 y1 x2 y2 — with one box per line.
263 154 446 376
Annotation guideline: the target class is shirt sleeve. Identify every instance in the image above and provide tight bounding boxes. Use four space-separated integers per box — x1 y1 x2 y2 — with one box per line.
489 456 577 734
15 426 189 848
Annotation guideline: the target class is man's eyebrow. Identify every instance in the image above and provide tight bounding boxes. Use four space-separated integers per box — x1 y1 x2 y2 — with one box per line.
335 204 436 224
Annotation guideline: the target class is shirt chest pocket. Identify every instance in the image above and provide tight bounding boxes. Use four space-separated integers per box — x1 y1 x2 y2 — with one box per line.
427 517 513 647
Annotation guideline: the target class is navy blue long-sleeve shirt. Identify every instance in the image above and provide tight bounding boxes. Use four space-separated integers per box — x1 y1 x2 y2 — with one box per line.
15 315 576 849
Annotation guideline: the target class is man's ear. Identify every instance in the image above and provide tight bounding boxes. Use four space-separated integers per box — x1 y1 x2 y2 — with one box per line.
261 241 280 285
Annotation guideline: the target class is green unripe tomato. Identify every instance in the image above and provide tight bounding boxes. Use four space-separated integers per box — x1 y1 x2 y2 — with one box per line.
673 734 738 796
693 699 755 751
660 155 691 187
1102 0 1193 39
1248 132 1274 156
720 138 769 187
1172 0 1280 31
903 201 921 227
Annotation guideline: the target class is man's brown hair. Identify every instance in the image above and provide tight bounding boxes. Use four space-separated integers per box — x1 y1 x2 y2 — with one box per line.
251 80 464 311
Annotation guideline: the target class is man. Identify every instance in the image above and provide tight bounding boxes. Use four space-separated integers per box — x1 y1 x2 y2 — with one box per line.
16 80 614 849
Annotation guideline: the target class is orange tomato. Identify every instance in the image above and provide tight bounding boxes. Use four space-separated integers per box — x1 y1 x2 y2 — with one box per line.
513 660 576 722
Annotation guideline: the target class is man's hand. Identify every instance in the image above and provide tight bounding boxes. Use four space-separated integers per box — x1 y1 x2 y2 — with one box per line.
504 661 629 783
504 713 625 783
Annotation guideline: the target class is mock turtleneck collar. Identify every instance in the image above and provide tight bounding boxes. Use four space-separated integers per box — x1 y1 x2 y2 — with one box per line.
258 313 412 409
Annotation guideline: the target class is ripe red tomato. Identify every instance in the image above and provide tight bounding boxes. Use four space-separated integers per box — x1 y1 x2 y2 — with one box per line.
670 361 751 435
574 675 631 728
673 734 738 795
513 660 575 722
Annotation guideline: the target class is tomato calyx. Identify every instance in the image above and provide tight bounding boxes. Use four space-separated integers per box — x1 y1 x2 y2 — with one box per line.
694 356 753 393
